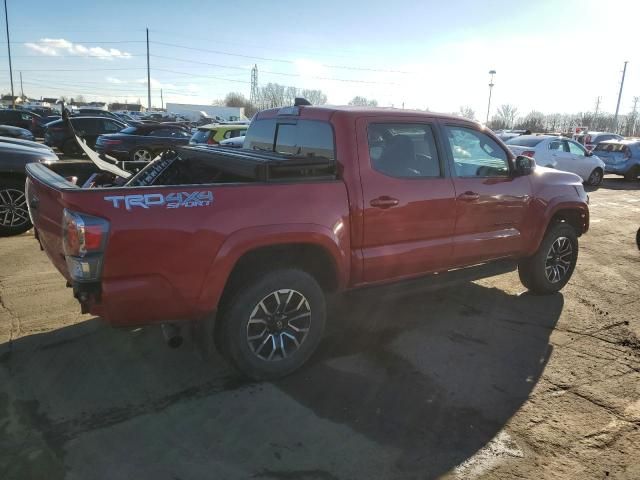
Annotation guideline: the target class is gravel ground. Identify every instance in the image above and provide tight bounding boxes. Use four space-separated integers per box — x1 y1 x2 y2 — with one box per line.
0 176 638 480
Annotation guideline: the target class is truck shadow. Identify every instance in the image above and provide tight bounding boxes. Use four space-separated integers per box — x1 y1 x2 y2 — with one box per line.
0 280 562 479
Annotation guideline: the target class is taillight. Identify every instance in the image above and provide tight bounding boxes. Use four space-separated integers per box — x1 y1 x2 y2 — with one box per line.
521 150 536 158
62 209 110 282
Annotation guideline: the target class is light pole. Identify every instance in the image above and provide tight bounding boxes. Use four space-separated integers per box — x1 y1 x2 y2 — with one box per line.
4 0 15 109
486 69 496 124
613 61 628 133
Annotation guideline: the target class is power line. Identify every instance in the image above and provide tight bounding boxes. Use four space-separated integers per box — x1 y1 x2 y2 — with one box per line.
149 40 412 74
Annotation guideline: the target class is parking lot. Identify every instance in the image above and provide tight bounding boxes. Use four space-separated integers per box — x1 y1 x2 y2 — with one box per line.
0 177 638 479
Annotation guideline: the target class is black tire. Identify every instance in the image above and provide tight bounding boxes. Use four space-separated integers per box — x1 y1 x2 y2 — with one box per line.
624 166 639 181
130 148 153 162
62 139 81 157
217 269 326 380
518 223 578 295
0 178 31 236
586 167 603 186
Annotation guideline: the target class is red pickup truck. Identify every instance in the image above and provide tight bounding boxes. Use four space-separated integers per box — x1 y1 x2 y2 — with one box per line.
25 104 589 379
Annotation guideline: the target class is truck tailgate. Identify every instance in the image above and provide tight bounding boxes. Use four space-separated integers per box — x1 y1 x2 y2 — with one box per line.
26 163 75 279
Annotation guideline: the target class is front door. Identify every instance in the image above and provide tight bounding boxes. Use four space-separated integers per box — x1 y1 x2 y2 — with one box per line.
442 124 532 267
359 119 457 283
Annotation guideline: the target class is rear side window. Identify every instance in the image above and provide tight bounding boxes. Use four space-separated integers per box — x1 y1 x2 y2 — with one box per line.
367 123 441 178
245 119 335 160
121 126 138 134
595 143 626 152
191 129 214 143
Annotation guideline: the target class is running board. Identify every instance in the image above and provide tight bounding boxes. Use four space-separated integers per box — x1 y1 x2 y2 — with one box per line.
348 259 517 300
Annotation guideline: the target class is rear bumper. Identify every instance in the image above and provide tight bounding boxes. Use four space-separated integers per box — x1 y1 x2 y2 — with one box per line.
84 275 200 327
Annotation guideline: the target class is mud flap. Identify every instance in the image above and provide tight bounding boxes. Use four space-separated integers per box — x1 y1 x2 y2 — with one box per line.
190 312 217 360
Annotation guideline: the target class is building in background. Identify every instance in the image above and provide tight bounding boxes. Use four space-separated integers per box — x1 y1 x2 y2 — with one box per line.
165 103 246 122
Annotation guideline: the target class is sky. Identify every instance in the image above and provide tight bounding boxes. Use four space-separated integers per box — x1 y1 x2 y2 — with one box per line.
2 0 640 119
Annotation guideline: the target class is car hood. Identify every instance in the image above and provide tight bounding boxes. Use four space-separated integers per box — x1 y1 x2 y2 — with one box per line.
0 137 53 151
532 164 584 186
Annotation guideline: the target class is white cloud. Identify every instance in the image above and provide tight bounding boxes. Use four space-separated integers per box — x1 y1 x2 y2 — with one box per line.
25 38 132 60
106 76 125 84
136 78 178 90
24 43 58 56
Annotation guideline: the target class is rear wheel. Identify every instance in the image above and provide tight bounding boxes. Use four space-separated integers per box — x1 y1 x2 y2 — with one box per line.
62 139 81 157
518 223 578 294
217 269 326 380
0 178 31 236
130 148 153 162
586 168 603 186
624 166 639 181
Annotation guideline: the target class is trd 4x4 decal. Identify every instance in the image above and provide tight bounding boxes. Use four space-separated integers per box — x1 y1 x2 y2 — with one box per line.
104 191 214 210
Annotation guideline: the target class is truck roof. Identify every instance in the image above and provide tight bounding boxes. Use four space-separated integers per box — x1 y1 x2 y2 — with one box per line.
255 105 482 126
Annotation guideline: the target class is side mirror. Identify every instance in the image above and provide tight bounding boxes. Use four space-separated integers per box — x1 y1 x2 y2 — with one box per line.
514 155 535 176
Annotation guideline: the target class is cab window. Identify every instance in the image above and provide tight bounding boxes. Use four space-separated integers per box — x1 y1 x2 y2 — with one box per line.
445 126 509 177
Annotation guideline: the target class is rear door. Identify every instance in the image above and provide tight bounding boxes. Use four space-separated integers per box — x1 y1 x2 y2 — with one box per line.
549 139 573 171
358 118 456 283
441 123 532 266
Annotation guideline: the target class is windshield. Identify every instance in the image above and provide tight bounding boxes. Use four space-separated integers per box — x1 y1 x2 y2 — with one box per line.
505 137 544 147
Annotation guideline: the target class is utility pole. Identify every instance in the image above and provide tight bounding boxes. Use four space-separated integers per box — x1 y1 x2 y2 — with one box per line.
593 96 601 125
146 28 151 111
486 69 496 124
160 88 163 110
250 64 258 107
613 61 628 133
4 0 15 109
630 96 639 137
19 70 23 98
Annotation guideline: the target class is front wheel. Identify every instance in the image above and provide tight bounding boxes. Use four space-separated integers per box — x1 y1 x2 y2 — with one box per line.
0 178 31 236
217 269 326 380
518 223 578 294
586 168 603 186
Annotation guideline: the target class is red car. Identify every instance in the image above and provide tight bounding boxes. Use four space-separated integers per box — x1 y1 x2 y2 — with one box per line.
26 103 589 379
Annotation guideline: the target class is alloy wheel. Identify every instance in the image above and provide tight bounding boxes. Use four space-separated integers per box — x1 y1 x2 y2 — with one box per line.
0 188 29 228
545 236 573 283
589 169 602 185
133 149 153 161
246 289 311 361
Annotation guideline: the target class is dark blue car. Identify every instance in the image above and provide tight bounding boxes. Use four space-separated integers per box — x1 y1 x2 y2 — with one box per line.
95 124 191 161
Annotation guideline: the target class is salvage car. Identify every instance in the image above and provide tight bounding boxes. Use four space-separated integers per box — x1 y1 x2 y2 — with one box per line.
26 103 589 379
95 124 192 161
593 140 640 180
506 135 605 186
0 109 42 135
575 131 623 151
190 124 248 145
0 124 35 141
0 142 58 235
44 116 127 155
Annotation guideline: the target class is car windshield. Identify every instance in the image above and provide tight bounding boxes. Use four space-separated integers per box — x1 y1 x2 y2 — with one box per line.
505 137 544 147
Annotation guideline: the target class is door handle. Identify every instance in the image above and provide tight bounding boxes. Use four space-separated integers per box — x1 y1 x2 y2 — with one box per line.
370 196 399 209
458 191 480 202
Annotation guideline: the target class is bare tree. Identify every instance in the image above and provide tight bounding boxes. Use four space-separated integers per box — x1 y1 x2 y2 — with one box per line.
515 111 545 132
301 89 327 105
224 92 249 108
459 106 476 120
348 96 378 107
495 104 518 128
